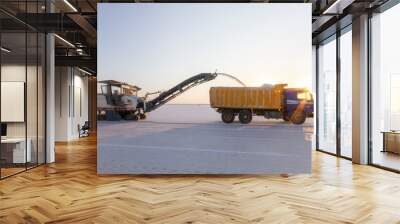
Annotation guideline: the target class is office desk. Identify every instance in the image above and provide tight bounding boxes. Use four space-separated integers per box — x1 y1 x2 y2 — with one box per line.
1 138 31 163
382 131 400 154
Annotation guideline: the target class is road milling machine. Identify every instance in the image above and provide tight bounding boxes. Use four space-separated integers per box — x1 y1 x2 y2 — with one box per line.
97 73 218 121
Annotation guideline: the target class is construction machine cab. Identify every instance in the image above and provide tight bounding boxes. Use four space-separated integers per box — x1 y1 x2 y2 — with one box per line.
98 80 141 96
98 80 141 106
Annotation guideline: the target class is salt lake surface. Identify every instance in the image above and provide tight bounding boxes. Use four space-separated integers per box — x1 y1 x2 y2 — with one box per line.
98 104 313 174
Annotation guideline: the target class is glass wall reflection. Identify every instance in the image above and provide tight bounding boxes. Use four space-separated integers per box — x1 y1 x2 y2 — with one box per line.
1 31 28 177
318 37 337 154
340 29 352 158
371 4 400 171
0 2 46 178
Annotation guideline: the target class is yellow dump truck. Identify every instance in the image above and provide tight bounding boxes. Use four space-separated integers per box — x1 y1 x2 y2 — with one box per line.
209 84 314 124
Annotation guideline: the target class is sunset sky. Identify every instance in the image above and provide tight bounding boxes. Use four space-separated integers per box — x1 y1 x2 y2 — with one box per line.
98 3 312 104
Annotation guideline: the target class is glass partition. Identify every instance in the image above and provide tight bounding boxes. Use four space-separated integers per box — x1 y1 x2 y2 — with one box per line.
1 31 28 177
0 2 46 179
27 31 38 169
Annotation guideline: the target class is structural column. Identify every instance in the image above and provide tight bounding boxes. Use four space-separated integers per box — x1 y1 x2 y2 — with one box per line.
352 14 369 164
46 0 55 163
46 33 55 163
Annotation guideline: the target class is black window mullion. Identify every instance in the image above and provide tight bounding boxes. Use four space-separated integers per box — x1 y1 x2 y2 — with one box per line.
336 30 341 157
315 45 320 150
367 12 373 165
24 0 28 171
36 0 39 167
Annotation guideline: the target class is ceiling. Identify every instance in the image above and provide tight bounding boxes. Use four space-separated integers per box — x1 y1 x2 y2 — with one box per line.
0 0 393 75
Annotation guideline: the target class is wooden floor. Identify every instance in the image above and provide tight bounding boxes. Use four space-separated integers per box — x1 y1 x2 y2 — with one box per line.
1 136 400 224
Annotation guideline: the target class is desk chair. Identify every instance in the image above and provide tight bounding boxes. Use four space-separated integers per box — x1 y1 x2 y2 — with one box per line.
79 121 90 138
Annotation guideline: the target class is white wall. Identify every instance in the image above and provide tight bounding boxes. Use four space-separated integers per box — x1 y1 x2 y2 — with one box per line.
55 67 89 141
71 73 89 138
1 65 38 138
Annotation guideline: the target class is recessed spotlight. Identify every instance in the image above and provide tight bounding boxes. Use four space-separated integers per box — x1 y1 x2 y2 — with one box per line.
78 67 93 76
54 34 75 48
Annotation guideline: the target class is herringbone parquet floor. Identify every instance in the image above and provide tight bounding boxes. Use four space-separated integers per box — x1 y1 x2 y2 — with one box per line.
1 135 400 224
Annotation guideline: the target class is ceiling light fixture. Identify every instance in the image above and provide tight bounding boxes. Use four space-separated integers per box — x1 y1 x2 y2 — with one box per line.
54 34 75 48
76 48 84 55
323 0 343 14
78 67 93 76
63 0 78 12
1 47 11 53
322 0 354 15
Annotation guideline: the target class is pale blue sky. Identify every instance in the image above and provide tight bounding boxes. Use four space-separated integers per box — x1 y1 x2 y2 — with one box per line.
98 3 311 104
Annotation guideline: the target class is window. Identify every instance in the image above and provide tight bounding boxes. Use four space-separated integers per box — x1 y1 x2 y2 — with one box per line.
339 28 352 158
317 36 337 154
370 3 400 171
111 86 121 95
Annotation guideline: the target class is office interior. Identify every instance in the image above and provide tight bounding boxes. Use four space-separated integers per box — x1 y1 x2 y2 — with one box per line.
0 0 399 177
0 0 97 179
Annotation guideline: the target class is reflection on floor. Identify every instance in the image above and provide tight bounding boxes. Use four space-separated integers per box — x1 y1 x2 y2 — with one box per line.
373 150 400 170
0 167 25 178
1 135 400 223
0 162 43 179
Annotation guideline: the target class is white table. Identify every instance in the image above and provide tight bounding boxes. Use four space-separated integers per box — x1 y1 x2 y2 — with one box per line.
1 138 31 163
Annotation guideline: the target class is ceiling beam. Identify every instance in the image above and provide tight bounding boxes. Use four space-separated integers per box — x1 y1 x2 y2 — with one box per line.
55 55 96 72
67 13 97 46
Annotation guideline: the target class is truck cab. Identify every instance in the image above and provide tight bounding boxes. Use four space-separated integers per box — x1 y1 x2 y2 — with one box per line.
283 88 314 124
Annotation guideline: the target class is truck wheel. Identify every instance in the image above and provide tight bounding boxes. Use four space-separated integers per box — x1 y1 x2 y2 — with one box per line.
221 109 235 123
238 110 252 124
124 113 138 121
291 111 306 125
283 114 290 122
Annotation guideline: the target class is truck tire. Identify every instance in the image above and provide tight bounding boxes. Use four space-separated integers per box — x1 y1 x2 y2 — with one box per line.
291 111 306 125
238 110 252 124
124 113 138 121
139 113 146 120
283 114 290 122
221 109 235 123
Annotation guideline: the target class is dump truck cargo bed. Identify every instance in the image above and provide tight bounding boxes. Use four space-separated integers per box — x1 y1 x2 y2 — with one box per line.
209 84 287 110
